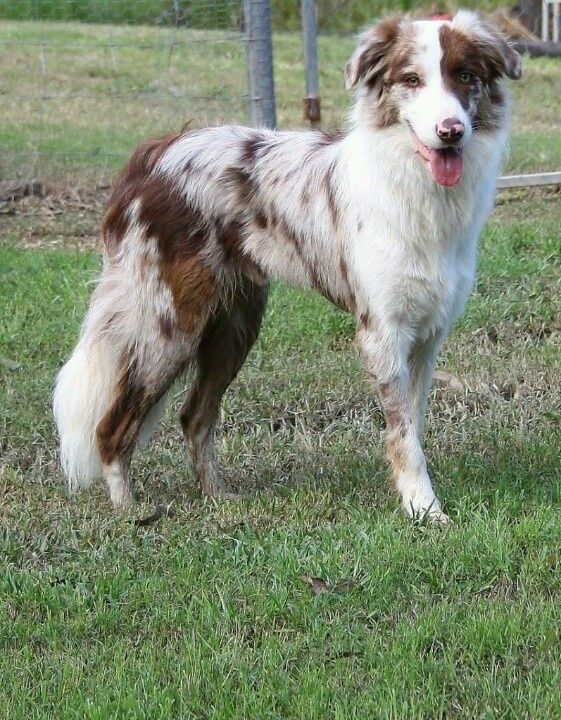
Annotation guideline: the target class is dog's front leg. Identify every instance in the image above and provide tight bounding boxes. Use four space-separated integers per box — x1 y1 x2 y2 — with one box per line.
357 328 450 524
409 330 446 438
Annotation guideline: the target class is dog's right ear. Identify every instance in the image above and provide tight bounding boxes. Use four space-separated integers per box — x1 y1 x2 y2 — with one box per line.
345 16 403 90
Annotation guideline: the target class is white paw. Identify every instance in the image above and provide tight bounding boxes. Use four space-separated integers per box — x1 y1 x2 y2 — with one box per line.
110 488 133 509
425 509 452 526
403 495 451 525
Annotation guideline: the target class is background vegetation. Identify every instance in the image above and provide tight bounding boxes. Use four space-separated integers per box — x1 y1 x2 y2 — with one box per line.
0 0 505 32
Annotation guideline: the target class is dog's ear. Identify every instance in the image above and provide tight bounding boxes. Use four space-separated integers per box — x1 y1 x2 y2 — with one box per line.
453 11 522 80
345 16 404 90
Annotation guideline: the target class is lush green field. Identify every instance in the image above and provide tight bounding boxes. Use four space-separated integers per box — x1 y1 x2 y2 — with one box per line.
1 190 561 716
2 20 561 187
0 0 504 32
1 15 561 720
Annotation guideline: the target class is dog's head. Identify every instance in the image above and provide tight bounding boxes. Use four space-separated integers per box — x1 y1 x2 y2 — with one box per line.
345 10 521 186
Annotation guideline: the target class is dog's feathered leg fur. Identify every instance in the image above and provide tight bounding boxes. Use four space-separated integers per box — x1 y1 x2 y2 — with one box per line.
357 324 451 524
180 278 269 497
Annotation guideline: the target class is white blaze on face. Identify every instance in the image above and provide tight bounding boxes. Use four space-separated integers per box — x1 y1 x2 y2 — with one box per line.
404 20 472 187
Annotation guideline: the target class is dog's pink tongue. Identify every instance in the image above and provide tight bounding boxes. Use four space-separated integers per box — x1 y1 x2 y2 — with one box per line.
429 148 463 187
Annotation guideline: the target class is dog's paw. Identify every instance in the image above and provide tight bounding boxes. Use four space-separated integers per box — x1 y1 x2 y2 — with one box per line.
425 509 452 526
403 496 451 526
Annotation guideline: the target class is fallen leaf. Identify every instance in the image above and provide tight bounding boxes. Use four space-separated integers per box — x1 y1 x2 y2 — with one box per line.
135 503 176 527
300 575 329 596
300 576 363 596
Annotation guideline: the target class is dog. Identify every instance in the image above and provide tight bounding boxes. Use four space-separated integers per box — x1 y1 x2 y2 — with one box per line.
53 10 521 522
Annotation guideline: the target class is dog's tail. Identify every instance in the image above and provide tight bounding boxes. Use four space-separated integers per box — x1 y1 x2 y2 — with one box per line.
53 253 172 493
53 326 119 491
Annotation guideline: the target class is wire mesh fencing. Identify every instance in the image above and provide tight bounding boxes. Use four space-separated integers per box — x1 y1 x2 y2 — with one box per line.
0 0 250 188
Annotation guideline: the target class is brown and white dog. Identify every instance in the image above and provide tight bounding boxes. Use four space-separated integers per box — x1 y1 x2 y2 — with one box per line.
54 11 521 522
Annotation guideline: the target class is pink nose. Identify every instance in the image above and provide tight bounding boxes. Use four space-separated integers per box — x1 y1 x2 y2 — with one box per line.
436 118 465 143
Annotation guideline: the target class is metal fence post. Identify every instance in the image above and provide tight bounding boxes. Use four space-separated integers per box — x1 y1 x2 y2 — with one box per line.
300 0 321 125
244 0 277 128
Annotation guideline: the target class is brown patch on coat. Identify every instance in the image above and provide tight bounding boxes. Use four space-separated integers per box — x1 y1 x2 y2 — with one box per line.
338 257 357 314
346 17 403 89
102 132 182 246
346 17 416 129
222 165 257 206
373 26 417 129
387 433 406 474
102 133 223 329
439 26 488 111
158 314 175 339
378 381 407 430
240 134 266 166
323 161 339 229
279 217 307 265
358 309 371 331
161 256 218 333
254 210 268 230
439 24 517 132
221 157 268 243
340 256 350 286
96 358 147 465
215 217 266 283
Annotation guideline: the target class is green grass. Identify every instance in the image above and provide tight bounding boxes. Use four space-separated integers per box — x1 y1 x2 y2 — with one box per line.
0 0 504 32
1 14 561 718
1 192 561 717
1 21 561 186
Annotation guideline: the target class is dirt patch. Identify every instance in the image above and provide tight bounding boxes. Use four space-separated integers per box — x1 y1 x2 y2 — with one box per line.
494 184 561 222
0 182 109 251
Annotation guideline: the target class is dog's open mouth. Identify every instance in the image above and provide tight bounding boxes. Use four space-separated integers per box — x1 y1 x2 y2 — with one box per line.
407 124 463 187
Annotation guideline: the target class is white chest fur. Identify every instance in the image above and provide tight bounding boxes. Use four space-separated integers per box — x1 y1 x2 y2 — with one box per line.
344 127 500 338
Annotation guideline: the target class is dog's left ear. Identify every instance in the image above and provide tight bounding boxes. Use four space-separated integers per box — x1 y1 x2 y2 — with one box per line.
345 16 403 90
478 21 522 80
454 11 522 80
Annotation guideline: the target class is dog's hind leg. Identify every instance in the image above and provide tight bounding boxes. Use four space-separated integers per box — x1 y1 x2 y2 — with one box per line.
56 247 213 509
180 279 269 497
95 349 186 507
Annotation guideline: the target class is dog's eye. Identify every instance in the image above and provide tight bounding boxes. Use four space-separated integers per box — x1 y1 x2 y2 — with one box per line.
458 71 475 84
404 75 420 88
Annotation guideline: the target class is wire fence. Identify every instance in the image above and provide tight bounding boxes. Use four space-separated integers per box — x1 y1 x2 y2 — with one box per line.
1 1 560 195
0 1 251 187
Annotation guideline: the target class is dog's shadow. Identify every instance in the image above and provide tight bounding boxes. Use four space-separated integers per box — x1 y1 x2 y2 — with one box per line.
133 405 559 519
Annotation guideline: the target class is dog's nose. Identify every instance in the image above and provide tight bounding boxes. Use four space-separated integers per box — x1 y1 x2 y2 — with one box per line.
436 118 465 143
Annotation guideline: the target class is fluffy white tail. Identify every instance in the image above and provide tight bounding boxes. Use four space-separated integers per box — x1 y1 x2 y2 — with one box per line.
53 336 118 491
